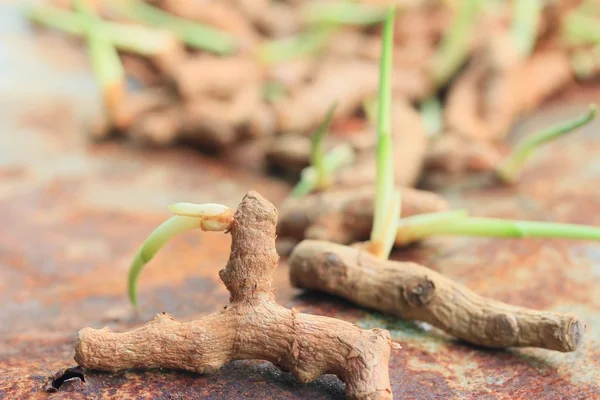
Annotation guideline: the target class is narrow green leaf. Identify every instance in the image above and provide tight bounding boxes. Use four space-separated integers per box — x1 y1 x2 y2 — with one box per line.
26 4 175 56
263 81 288 102
258 27 336 64
420 97 443 137
291 144 355 197
128 216 200 307
396 212 600 246
72 0 124 95
115 1 236 54
303 1 388 26
511 0 542 58
370 6 398 258
26 4 84 35
497 104 597 182
311 102 338 186
430 0 479 89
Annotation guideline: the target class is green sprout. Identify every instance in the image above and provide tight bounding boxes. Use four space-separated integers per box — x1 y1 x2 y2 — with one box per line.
128 203 233 307
114 0 236 55
71 0 125 121
262 81 288 103
420 97 443 137
257 27 336 64
25 4 177 56
496 105 597 183
362 97 378 125
511 0 542 58
562 12 600 46
291 102 355 197
571 47 600 80
430 0 480 89
302 1 388 26
562 0 600 46
369 7 401 260
395 210 600 246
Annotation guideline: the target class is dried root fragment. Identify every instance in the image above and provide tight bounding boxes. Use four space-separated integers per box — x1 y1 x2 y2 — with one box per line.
445 31 573 142
290 240 585 352
129 105 182 146
266 58 317 93
179 84 263 149
424 133 505 176
173 54 261 100
75 192 396 400
276 60 379 134
277 187 449 246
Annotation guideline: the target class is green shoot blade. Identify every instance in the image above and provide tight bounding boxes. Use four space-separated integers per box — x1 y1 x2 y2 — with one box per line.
362 97 378 125
562 8 600 46
571 48 600 80
311 102 338 186
25 4 175 56
257 26 336 64
291 168 318 198
72 0 124 113
420 97 443 137
263 81 288 103
380 191 401 259
291 144 355 197
303 1 388 26
395 211 600 246
115 1 236 55
396 209 470 245
497 104 597 182
430 0 479 89
128 216 201 307
370 6 398 259
25 4 84 35
511 0 542 58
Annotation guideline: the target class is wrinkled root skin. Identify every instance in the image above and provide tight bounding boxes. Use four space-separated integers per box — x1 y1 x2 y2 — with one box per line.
289 240 585 352
277 186 449 245
75 192 396 400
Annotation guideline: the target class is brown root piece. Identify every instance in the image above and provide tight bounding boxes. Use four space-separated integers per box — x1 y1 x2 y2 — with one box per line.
275 60 379 134
289 240 585 352
424 133 505 175
267 58 317 93
75 192 396 400
445 27 572 142
129 105 182 146
277 187 448 246
173 55 261 100
179 84 263 149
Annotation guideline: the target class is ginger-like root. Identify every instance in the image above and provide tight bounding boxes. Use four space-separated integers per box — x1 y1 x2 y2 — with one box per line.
423 133 506 178
275 59 379 134
277 186 449 246
289 240 585 352
75 192 396 400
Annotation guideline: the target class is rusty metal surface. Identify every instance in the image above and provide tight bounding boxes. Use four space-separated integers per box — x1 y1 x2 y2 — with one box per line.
2 6 600 400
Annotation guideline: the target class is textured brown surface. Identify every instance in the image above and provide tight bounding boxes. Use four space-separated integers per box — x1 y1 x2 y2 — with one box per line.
75 192 395 400
2 4 600 399
290 240 583 351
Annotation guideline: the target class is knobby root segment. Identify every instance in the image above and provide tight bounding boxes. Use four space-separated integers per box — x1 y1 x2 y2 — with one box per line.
75 192 396 400
289 240 585 352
